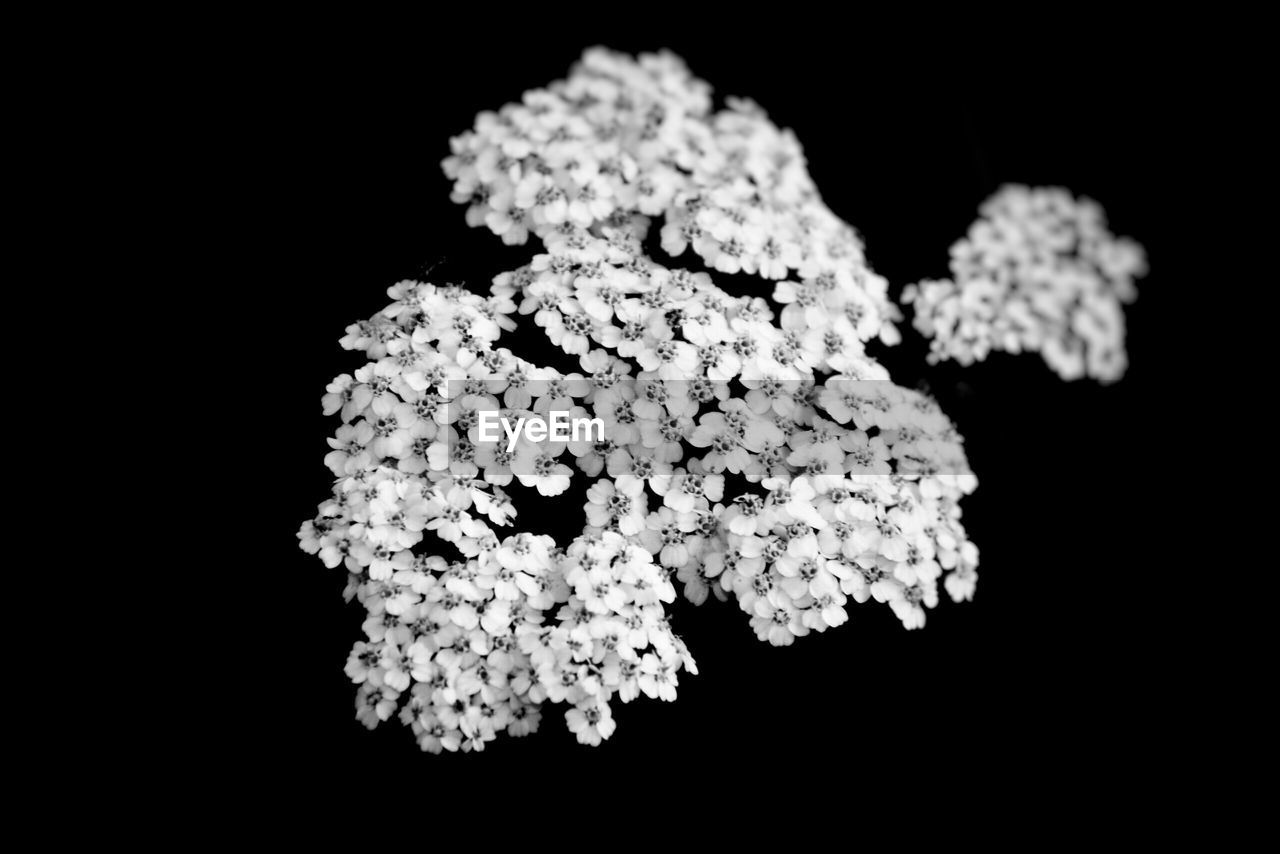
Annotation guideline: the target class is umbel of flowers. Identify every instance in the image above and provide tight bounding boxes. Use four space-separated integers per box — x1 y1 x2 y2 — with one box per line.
298 48 1141 753
903 184 1147 382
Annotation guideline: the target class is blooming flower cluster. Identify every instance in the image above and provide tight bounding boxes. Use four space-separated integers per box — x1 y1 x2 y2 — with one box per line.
902 185 1147 382
442 47 902 357
297 280 698 752
502 230 980 637
298 246 977 750
299 49 1138 753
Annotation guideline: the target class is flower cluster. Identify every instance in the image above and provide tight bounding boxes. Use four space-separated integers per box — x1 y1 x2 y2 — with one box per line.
501 229 979 638
295 48 1139 754
299 279 700 752
300 228 977 750
443 47 901 357
902 184 1147 382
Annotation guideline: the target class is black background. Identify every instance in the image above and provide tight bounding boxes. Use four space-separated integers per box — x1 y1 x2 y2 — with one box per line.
249 25 1184 808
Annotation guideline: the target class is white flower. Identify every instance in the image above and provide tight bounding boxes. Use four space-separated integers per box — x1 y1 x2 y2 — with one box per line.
566 699 617 745
773 534 841 601
584 478 647 536
650 470 724 514
355 684 401 729
762 476 826 529
637 652 679 701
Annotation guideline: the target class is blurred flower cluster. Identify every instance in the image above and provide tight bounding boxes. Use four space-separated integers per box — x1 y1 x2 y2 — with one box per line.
300 49 1138 753
903 185 1147 381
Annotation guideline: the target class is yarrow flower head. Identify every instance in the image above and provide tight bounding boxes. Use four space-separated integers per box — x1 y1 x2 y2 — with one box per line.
902 184 1147 382
300 49 1139 754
